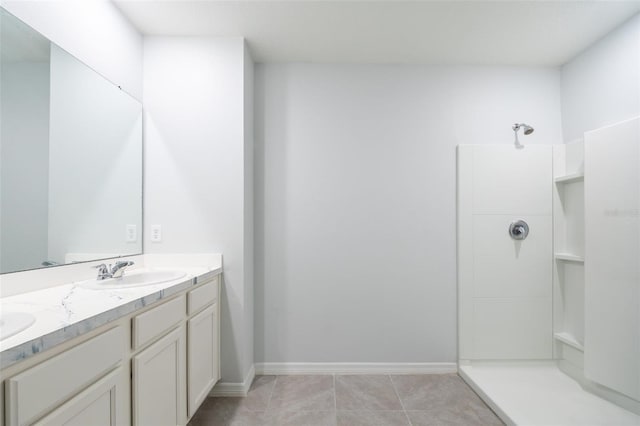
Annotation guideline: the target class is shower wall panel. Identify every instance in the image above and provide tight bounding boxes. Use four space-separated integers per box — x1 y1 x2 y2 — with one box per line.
458 145 553 360
584 117 640 402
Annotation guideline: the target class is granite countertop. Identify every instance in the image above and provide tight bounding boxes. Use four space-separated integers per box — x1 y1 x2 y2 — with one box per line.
0 265 222 369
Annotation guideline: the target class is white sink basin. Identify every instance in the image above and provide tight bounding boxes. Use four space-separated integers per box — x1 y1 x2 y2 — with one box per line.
0 312 36 341
81 270 188 290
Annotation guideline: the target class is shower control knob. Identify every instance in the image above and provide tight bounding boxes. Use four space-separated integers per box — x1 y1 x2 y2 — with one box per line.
509 220 529 240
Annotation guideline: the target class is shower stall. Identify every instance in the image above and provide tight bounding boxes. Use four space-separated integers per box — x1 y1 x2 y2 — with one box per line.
457 117 640 425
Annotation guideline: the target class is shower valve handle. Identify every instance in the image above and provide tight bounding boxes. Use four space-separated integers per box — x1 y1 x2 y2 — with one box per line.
509 220 529 240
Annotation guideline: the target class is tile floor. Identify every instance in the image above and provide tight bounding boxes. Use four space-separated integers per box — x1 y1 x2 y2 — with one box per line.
188 374 504 426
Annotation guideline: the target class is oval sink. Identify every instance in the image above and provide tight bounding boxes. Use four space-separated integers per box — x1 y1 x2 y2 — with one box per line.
0 312 36 341
81 270 188 290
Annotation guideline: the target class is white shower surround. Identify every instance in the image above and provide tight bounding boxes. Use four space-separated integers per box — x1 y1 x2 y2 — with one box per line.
457 119 640 424
457 144 553 361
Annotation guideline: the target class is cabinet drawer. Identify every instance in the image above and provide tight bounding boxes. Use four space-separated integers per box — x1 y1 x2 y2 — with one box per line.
5 327 124 426
33 367 126 426
133 295 185 349
187 277 219 316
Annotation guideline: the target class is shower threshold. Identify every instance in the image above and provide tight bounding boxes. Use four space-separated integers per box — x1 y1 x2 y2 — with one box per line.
459 361 640 426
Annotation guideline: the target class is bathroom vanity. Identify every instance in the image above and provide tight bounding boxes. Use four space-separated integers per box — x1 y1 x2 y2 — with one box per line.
0 256 222 426
0 9 227 425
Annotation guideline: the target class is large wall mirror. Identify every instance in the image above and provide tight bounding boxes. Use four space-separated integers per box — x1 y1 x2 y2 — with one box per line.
0 8 143 274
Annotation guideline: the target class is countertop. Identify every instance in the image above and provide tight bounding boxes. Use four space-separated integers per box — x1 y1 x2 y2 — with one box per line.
0 264 222 369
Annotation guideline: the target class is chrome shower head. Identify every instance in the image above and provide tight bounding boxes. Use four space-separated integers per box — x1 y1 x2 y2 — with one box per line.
513 123 534 135
512 123 534 148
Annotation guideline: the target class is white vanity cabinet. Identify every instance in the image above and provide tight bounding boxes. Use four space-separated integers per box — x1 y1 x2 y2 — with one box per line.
4 327 127 426
34 367 127 426
131 295 187 426
131 277 221 425
186 278 220 416
2 274 221 426
132 327 187 426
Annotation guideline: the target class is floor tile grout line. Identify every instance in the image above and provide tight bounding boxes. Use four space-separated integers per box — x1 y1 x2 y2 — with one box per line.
265 374 278 413
389 374 413 426
333 373 337 412
333 374 338 425
333 410 413 412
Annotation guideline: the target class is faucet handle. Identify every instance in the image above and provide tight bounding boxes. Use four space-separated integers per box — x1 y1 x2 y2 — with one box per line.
93 263 111 280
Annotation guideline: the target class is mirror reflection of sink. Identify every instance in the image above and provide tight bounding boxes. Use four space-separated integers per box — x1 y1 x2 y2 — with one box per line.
80 270 188 290
0 312 36 341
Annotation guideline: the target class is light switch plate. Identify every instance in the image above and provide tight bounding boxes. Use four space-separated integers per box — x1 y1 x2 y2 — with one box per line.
150 225 162 243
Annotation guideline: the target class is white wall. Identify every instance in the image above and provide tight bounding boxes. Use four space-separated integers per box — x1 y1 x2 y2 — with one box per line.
0 61 50 272
254 64 562 364
143 37 254 383
561 14 640 143
0 0 143 100
243 46 255 377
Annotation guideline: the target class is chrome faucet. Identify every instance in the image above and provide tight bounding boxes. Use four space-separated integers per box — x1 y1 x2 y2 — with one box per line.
93 261 135 280
94 264 111 280
110 260 135 278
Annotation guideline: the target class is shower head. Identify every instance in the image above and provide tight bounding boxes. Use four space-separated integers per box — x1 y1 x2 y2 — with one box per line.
512 123 534 148
513 123 534 135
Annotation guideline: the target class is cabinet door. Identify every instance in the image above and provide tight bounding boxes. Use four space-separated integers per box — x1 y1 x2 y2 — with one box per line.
34 368 127 426
132 326 186 426
187 303 219 417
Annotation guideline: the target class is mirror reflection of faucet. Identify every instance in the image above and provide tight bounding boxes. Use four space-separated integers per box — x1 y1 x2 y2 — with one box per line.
93 261 135 280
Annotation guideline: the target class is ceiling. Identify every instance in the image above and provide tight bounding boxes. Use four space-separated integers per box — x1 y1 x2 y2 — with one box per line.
115 0 640 66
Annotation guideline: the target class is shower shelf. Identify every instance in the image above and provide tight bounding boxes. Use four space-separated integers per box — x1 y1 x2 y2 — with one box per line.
554 253 584 263
554 172 584 184
554 332 584 352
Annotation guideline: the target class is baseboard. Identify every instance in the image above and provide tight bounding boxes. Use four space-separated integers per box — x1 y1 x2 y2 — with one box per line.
209 364 256 397
254 362 457 375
